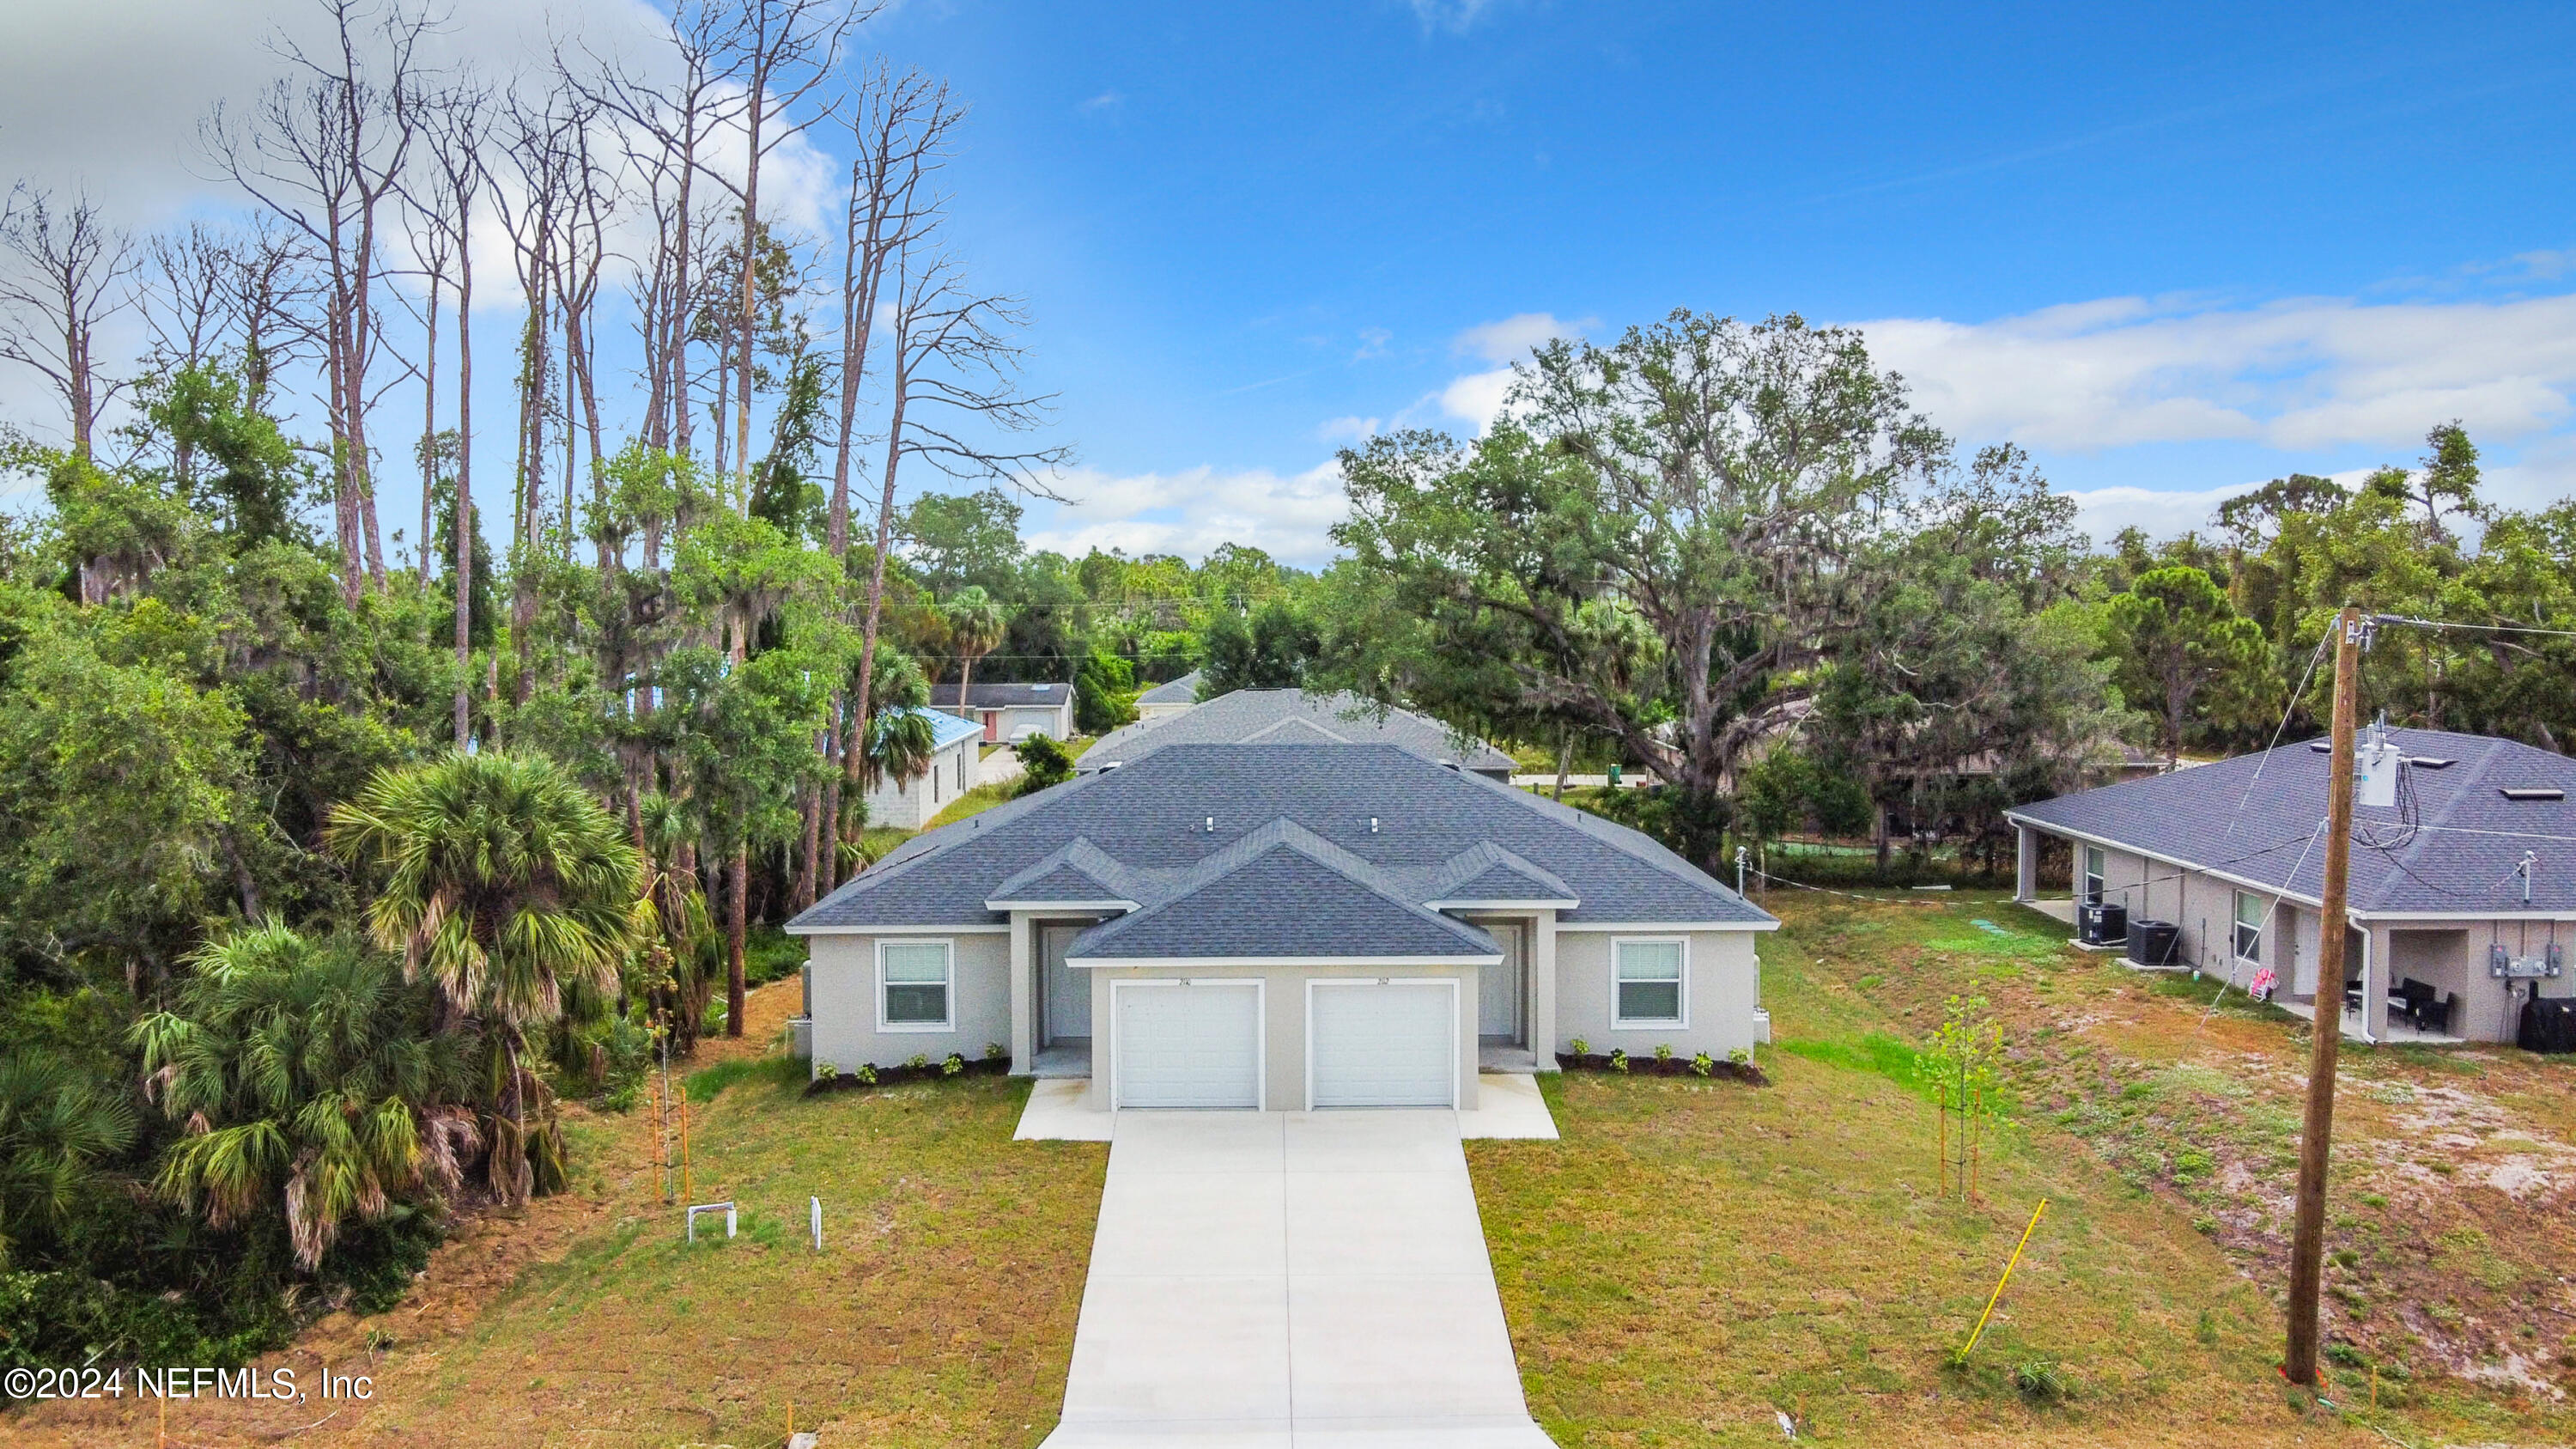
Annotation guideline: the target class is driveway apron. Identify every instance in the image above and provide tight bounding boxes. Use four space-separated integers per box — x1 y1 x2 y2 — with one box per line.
1041 1109 1555 1448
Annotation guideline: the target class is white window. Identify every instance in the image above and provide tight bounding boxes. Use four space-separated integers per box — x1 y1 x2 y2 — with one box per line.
1613 938 1687 1027
878 940 954 1031
2081 847 2105 905
2233 892 2263 964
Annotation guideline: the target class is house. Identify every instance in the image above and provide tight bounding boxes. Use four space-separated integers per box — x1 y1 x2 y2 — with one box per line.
860 707 985 831
2008 726 2576 1045
786 743 1777 1111
1080 687 1520 781
1133 669 1203 721
932 680 1075 743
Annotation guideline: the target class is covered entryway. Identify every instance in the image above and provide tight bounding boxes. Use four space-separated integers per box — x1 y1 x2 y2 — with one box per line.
1113 981 1261 1109
1478 922 1524 1045
1309 979 1458 1109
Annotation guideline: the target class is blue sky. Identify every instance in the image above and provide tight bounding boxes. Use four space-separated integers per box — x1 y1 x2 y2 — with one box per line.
7 0 2576 563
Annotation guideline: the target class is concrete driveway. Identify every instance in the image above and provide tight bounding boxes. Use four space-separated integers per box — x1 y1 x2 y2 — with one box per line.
1040 1110 1556 1448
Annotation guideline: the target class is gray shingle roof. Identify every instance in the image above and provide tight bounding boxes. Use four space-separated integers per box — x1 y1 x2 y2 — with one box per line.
1136 671 1202 706
1081 689 1518 778
1064 820 1499 960
788 743 1775 951
933 681 1071 709
2007 727 2576 915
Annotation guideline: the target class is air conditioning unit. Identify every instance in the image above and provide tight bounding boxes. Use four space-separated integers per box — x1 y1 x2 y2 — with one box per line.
2076 902 2127 947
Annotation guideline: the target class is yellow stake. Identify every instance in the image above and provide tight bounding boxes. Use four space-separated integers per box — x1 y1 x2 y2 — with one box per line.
1962 1197 2049 1358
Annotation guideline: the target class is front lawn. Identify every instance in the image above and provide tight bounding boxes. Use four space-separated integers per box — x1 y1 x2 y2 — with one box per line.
1469 891 2576 1446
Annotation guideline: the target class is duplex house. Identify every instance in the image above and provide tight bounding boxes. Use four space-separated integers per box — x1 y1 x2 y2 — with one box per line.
1082 688 1519 781
933 680 1075 743
2008 726 2576 1045
787 743 1776 1111
860 706 984 831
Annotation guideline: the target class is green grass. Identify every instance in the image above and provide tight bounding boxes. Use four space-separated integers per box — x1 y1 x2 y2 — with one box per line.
1471 889 2576 1446
924 780 1017 829
361 1065 1106 1449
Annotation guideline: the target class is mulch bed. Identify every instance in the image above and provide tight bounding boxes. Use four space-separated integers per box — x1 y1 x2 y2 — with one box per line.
804 1054 1013 1096
1556 1051 1768 1086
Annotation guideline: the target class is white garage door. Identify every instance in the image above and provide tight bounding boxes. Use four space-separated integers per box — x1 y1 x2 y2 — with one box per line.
1115 983 1261 1109
1309 981 1458 1109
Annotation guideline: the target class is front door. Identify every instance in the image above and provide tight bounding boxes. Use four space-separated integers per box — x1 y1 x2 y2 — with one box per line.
1042 923 1090 1044
1479 922 1523 1044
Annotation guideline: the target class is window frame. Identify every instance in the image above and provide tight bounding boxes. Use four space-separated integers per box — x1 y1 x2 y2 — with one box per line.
2081 846 2105 906
1610 935 1690 1029
2233 891 2264 965
876 938 957 1032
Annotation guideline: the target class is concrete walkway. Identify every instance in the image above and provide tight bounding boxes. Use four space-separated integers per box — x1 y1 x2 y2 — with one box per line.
1040 1110 1556 1448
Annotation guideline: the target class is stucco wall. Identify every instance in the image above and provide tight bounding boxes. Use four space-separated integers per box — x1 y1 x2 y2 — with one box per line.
1083 961 1482 1111
1551 928 1765 1060
805 930 1013 1076
860 740 975 831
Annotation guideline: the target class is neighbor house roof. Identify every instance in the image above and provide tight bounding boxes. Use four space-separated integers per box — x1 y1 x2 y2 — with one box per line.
892 705 983 753
787 744 1775 957
1080 689 1518 778
932 680 1072 709
1135 670 1202 706
2007 727 2576 916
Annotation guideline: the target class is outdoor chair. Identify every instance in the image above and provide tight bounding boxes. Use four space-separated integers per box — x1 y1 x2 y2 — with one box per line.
2416 992 2459 1036
2396 979 2439 1031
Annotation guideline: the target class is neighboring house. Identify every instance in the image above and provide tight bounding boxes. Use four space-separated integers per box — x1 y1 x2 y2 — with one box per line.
933 680 1075 743
1133 670 1203 722
787 743 1777 1111
861 707 985 832
1081 688 1519 781
2008 726 2576 1045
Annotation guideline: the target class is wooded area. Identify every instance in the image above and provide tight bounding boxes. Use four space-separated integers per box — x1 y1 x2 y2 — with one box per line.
6 0 2576 1379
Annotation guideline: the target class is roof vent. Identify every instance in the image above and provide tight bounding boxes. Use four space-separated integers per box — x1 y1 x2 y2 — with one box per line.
1370 816 1380 834
2500 788 2565 801
1098 760 1122 771
1204 815 1216 833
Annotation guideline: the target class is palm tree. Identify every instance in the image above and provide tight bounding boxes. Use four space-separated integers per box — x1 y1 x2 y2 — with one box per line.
327 752 641 1202
943 586 1007 723
132 925 471 1271
0 1051 137 1269
636 790 720 1055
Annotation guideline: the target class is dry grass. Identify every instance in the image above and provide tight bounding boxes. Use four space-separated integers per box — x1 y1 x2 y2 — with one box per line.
17 978 1107 1449
1467 889 2576 1446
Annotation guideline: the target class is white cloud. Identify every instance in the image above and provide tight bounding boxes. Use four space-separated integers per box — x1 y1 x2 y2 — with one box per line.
1453 311 1583 362
1023 460 1349 564
1856 292 2576 455
1352 326 1392 360
1078 90 1121 115
1437 368 1515 435
1317 415 1381 443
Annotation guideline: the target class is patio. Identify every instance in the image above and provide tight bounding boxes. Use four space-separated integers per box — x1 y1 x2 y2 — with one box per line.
2273 994 2466 1046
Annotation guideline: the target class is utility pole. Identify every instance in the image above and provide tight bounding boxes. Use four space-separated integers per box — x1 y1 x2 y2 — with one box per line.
2287 603 2364 1387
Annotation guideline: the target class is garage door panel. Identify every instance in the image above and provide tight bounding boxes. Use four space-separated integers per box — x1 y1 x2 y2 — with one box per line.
1117 983 1261 1109
1310 983 1455 1109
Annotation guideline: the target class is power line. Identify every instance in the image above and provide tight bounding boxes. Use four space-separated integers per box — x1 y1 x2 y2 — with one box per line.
2372 612 2576 641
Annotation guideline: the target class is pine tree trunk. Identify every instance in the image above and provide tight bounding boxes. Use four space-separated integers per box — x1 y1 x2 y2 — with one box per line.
726 838 749 1037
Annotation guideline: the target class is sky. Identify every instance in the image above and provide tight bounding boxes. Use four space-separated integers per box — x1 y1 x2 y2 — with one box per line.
5 0 2576 566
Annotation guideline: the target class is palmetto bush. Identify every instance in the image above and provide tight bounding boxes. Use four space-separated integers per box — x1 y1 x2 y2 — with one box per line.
326 751 641 1203
132 925 472 1272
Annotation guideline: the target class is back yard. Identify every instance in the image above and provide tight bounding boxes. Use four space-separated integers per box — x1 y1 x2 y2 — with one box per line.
1471 891 2576 1446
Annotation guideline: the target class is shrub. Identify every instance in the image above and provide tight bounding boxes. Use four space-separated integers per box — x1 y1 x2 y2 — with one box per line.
2011 1357 2068 1403
1569 1037 1589 1056
854 1063 878 1086
1654 1044 1674 1062
1014 734 1077 795
816 1062 839 1082
1691 1051 1714 1077
1608 1049 1630 1074
1727 1046 1752 1067
983 1041 1006 1060
906 1053 931 1071
940 1052 965 1077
